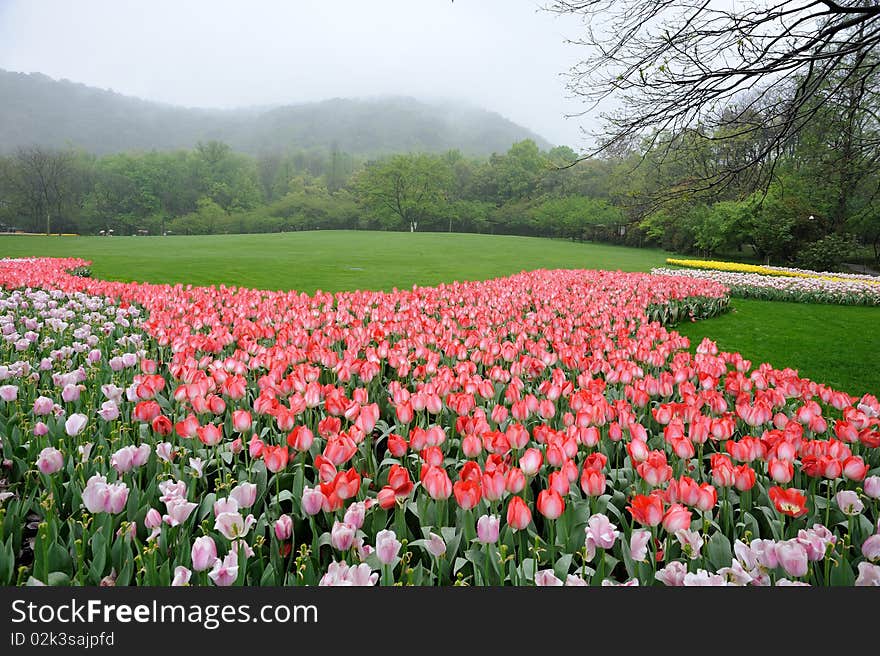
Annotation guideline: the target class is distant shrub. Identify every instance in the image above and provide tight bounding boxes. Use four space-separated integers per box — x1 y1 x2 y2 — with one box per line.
796 234 855 272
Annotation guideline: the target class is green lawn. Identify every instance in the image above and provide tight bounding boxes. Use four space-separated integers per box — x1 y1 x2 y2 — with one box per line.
2 231 877 395
674 299 879 397
0 232 670 293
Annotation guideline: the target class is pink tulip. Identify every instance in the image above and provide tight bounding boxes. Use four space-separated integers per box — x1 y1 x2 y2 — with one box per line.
301 486 325 516
61 384 81 402
476 514 500 544
81 475 128 514
585 513 618 551
862 535 880 562
214 512 255 540
835 490 864 516
64 413 87 436
0 385 17 402
230 482 257 508
319 560 377 586
796 525 836 561
191 536 218 571
864 476 880 499
208 551 239 586
343 501 366 530
110 446 134 474
375 529 402 565
855 562 880 586
163 498 197 527
274 514 293 541
36 447 64 475
171 566 191 586
534 570 563 586
33 421 48 436
188 457 205 477
424 532 446 557
674 529 704 559
655 561 687 587
33 396 54 415
629 529 651 562
97 400 119 421
155 442 173 462
776 540 809 578
330 521 356 551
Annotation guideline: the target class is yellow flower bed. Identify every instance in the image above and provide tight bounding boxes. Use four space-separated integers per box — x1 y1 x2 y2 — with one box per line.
665 259 880 286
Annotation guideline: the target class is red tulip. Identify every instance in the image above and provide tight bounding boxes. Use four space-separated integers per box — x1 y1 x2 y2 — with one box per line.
580 468 606 497
387 464 414 496
196 423 223 447
262 445 289 473
506 496 532 531
842 456 867 482
627 493 664 527
519 448 543 476
536 489 565 520
386 433 408 457
453 479 482 510
422 466 452 500
733 464 756 492
661 504 692 532
505 468 526 494
151 415 172 436
546 470 568 496
481 470 506 502
287 426 314 452
636 451 673 487
232 409 252 433
767 458 794 484
769 486 808 518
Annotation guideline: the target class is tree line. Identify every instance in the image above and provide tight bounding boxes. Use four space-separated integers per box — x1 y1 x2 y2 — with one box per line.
1 68 878 270
0 139 628 243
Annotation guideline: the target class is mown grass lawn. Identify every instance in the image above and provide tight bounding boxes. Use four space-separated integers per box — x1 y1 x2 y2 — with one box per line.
673 299 879 396
3 230 877 395
0 231 670 292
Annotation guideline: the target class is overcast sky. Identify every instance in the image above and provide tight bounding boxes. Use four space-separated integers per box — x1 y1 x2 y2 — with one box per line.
0 0 603 148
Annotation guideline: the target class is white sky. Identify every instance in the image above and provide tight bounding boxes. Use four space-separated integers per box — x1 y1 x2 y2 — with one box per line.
0 0 601 148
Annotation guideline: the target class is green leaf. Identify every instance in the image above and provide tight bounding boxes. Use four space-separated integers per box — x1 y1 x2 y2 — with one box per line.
553 553 573 580
830 560 855 586
88 531 107 585
706 531 733 571
0 537 14 585
47 571 71 586
260 563 276 586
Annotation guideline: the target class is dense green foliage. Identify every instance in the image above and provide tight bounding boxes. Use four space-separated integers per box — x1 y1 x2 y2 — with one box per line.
0 70 548 156
0 137 627 242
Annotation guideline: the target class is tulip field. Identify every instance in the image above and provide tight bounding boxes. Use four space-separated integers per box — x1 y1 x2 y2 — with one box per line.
1 253 880 587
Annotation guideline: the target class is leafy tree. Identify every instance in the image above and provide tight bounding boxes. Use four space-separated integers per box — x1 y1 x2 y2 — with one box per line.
355 154 452 231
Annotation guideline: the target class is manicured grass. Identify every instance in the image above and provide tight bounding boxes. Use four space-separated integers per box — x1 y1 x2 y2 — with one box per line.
0 232 670 293
2 231 878 395
674 298 880 396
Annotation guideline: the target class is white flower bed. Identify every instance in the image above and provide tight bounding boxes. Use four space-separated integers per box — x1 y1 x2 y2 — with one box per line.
652 267 880 305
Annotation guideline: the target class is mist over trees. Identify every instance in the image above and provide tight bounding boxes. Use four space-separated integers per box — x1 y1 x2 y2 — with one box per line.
2 3 880 272
0 70 549 157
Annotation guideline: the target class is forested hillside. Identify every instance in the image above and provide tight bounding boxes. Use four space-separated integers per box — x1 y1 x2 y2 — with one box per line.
0 69 550 156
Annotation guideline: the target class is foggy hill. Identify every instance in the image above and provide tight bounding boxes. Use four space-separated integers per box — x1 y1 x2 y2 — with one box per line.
0 69 552 155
